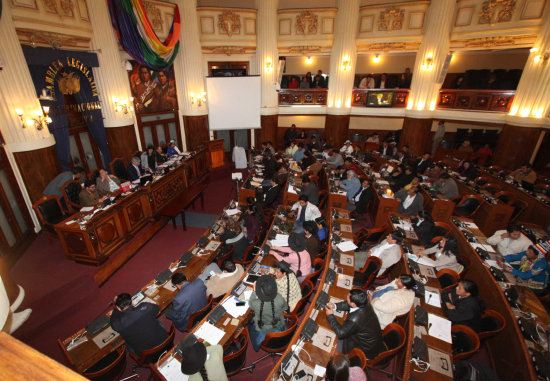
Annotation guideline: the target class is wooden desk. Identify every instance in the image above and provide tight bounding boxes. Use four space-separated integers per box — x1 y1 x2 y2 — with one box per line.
420 187 455 222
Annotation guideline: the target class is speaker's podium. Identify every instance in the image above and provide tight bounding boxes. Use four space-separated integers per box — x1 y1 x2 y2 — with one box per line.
206 139 225 169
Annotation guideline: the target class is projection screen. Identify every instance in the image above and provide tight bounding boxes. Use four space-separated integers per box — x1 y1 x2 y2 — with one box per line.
206 76 261 131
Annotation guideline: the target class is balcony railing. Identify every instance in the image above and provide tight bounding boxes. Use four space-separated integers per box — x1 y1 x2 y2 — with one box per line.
278 89 327 106
351 89 409 108
437 89 515 112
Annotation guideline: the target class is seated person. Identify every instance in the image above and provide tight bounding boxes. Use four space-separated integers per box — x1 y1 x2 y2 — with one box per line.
127 156 145 181
391 166 415 192
342 157 359 173
140 145 157 171
242 200 264 243
370 274 417 329
44 166 84 200
442 279 484 332
415 152 433 175
455 160 477 181
289 195 322 233
300 175 319 206
511 162 537 185
205 260 244 299
270 232 312 279
395 186 424 216
425 162 447 182
248 275 286 351
355 231 403 276
180 341 228 380
487 224 532 255
285 141 298 157
316 217 329 242
351 144 365 162
327 150 344 168
96 168 121 197
166 273 207 332
333 166 347 181
166 139 181 157
501 245 550 295
366 133 379 143
296 130 307 139
308 136 322 152
326 354 367 381
340 140 353 155
393 150 407 164
256 177 280 208
325 289 385 359
435 173 459 199
155 145 167 164
266 141 276 155
79 180 107 206
458 140 474 153
303 220 322 261
379 141 395 157
272 260 302 312
301 151 316 170
411 210 435 245
217 216 249 261
110 293 167 355
347 178 375 214
417 236 464 274
307 157 323 176
292 143 305 163
340 170 361 201
262 154 277 180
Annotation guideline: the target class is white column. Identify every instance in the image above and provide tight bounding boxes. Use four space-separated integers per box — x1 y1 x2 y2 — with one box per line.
171 0 207 150
86 0 141 147
406 0 455 117
507 4 550 127
326 0 361 115
256 0 279 115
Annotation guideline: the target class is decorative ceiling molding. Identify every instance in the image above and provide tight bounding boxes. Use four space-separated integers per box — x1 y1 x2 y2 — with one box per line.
217 10 241 37
17 28 91 50
202 45 255 55
295 11 318 34
287 45 323 54
452 34 536 49
377 7 404 31
479 0 517 24
357 41 420 52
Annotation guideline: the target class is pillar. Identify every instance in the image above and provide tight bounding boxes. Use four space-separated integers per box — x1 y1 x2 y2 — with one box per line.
402 0 455 155
324 0 361 147
0 0 57 230
87 0 140 160
256 0 279 146
171 0 209 151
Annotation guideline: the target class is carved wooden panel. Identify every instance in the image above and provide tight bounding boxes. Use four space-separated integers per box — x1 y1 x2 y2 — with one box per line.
183 115 209 151
437 90 514 112
61 231 87 254
96 220 118 246
13 145 60 204
278 89 327 106
105 124 139 167
151 171 187 212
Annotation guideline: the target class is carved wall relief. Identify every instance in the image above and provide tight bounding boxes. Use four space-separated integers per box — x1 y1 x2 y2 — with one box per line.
378 7 404 31
295 11 318 34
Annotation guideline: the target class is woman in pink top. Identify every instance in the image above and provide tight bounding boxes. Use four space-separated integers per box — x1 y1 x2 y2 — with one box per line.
270 232 312 281
326 354 367 381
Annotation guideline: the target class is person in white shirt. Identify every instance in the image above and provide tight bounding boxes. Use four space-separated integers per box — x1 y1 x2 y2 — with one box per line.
487 224 532 255
366 134 380 143
340 140 354 155
289 195 322 233
370 274 417 329
355 231 403 276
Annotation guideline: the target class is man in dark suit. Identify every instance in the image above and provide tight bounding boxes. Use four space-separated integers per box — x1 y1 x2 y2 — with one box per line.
110 293 168 355
396 186 424 216
347 178 375 214
166 273 208 332
257 178 280 208
415 152 433 175
127 156 145 181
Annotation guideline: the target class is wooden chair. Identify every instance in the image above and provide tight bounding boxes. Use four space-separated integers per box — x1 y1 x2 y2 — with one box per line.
223 329 249 376
535 183 550 196
212 294 225 305
185 295 213 332
437 269 460 292
129 324 175 375
347 347 367 370
434 222 452 236
495 190 515 205
353 256 382 289
242 315 298 372
479 309 506 341
318 190 329 209
289 279 314 317
488 165 502 172
458 256 471 277
353 225 387 250
32 195 66 242
83 345 127 381
109 158 128 181
474 176 492 187
451 325 480 361
309 174 319 185
88 169 100 184
303 258 325 287
482 183 501 195
453 195 484 218
217 246 235 268
510 199 528 223
61 180 83 214
364 323 406 377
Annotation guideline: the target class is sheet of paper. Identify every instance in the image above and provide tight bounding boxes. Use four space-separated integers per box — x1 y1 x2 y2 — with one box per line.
157 356 189 381
312 326 337 352
243 289 253 301
222 297 249 318
162 282 178 292
252 177 264 183
287 185 297 194
65 220 76 225
462 221 479 229
376 180 389 185
428 313 452 343
194 322 226 345
274 234 289 246
250 181 262 188
482 244 496 253
225 208 240 216
485 259 499 268
424 289 441 308
428 347 453 377
80 206 94 212
340 224 352 233
337 240 357 252
314 365 326 377
339 254 354 267
336 274 353 290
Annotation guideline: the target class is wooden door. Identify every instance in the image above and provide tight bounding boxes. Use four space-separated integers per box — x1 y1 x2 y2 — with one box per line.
136 111 182 150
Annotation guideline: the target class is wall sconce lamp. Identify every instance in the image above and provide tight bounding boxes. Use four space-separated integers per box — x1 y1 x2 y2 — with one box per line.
191 92 207 107
341 56 351 71
112 96 133 114
16 107 51 130
373 54 381 63
305 56 312 64
534 53 549 63
265 58 273 72
421 56 434 70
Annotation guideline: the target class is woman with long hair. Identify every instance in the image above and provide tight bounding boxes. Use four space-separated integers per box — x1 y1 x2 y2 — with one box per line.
417 235 464 275
326 354 366 381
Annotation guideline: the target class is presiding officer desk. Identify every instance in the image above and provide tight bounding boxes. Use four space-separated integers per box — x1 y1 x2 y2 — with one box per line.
58 199 238 374
54 149 209 265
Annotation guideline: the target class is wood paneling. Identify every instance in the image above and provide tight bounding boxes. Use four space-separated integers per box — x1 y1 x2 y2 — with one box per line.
13 145 60 204
400 117 432 156
324 114 350 148
493 124 542 170
105 125 139 167
183 115 209 151
260 115 278 147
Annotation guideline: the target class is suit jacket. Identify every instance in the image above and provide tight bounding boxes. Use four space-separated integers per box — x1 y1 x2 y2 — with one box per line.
442 290 482 332
205 265 245 299
259 184 280 207
44 171 74 198
301 183 319 205
79 189 99 206
354 186 375 214
110 302 167 355
167 279 207 332
96 175 121 197
413 218 435 245
396 189 424 216
416 158 433 174
127 164 145 181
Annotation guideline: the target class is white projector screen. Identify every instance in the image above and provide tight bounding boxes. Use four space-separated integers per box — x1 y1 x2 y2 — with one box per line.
206 76 261 131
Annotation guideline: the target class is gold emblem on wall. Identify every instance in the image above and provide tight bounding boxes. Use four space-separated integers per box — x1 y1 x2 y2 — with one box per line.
479 0 516 24
143 1 163 31
58 71 81 95
378 7 405 31
295 11 318 35
217 10 241 37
